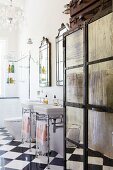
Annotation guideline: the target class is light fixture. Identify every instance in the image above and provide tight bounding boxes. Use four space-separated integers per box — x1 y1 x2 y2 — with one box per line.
27 38 33 45
0 0 24 30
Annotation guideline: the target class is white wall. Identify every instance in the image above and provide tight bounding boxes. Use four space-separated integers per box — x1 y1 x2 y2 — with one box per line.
18 0 70 155
0 28 19 97
18 0 70 101
0 28 19 56
0 26 20 127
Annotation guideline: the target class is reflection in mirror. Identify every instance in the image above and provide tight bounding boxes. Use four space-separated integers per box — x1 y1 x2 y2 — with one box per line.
56 23 68 86
66 106 83 170
39 37 51 87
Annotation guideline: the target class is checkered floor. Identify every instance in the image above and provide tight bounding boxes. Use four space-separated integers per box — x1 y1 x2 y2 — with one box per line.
0 128 64 170
67 146 113 170
0 128 113 170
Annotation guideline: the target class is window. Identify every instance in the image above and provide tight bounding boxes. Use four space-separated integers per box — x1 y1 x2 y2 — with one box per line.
0 40 7 96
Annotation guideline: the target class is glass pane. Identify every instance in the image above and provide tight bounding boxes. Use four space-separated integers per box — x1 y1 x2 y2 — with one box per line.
89 60 113 108
89 13 113 62
59 40 63 62
88 110 113 169
66 106 83 170
39 38 51 87
56 36 63 86
66 67 83 103
59 61 63 81
56 43 59 63
66 29 83 67
39 49 48 86
56 62 59 82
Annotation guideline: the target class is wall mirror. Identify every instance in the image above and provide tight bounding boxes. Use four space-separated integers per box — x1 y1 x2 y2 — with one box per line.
39 37 51 87
56 23 68 86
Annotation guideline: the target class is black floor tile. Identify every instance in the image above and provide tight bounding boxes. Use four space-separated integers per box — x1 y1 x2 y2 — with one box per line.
11 146 29 153
0 150 7 156
88 164 103 170
46 150 58 157
66 148 75 154
1 133 10 136
50 157 64 166
103 155 113 166
0 128 5 130
69 154 83 162
88 149 103 158
23 162 47 170
0 130 8 133
32 145 36 149
7 141 22 146
16 153 35 162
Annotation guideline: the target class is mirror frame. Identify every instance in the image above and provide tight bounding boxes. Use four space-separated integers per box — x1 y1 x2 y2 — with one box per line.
56 23 68 86
39 37 51 87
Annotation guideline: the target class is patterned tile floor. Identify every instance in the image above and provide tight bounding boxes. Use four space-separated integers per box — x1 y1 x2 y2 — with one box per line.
0 127 113 170
67 147 113 170
0 128 64 170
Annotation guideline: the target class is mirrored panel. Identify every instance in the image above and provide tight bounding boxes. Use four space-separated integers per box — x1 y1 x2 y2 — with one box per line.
66 28 83 68
89 60 113 109
39 37 51 87
56 23 68 86
66 67 83 104
66 106 84 170
88 109 113 169
89 13 113 62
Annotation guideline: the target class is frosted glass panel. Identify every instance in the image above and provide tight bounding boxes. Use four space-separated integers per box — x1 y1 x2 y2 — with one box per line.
89 61 113 108
66 29 83 67
89 13 113 62
66 67 83 103
88 110 113 169
66 106 83 170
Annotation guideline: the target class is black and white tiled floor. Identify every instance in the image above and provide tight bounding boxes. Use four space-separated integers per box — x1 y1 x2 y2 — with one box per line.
0 127 113 170
0 128 64 170
67 147 113 170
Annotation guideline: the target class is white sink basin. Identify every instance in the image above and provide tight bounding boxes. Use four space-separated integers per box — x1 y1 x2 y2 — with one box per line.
33 104 63 118
21 100 42 110
21 100 63 118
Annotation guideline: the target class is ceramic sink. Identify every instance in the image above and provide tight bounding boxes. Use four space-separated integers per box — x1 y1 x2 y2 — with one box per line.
21 100 63 118
33 104 63 118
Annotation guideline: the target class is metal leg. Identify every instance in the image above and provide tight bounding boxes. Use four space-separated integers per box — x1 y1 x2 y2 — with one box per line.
47 115 50 169
29 109 32 151
21 108 24 144
35 117 39 158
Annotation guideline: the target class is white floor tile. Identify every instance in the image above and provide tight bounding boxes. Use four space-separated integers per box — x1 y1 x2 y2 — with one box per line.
0 136 7 140
67 161 83 170
24 148 36 155
0 132 4 135
73 148 83 155
0 145 16 151
1 151 22 159
5 160 29 169
56 154 63 158
88 156 103 165
18 142 35 148
103 166 113 170
32 156 54 164
44 165 64 170
66 153 71 160
0 140 11 145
